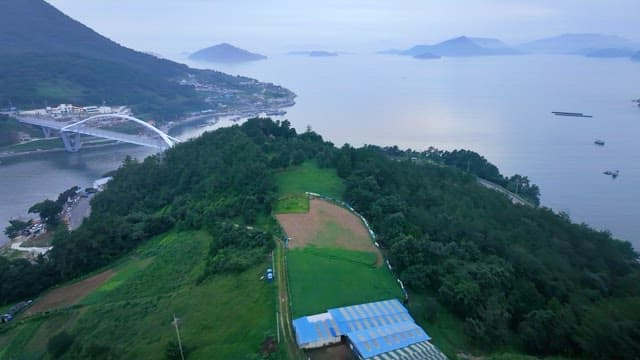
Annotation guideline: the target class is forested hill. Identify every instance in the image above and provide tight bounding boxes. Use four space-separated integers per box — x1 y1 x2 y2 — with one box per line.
0 0 294 120
0 0 184 77
1 118 638 358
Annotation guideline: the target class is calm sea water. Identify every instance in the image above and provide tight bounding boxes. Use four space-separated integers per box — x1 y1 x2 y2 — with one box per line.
1 54 638 248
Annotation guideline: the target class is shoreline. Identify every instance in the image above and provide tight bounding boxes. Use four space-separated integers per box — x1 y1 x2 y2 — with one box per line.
1 103 294 161
0 141 126 160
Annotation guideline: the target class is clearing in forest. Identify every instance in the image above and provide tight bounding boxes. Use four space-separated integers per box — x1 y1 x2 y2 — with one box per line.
274 161 345 213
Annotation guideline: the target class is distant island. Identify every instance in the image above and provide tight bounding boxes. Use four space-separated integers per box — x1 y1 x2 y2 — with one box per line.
381 36 520 58
288 50 339 57
382 34 640 62
413 52 441 60
584 48 637 58
517 33 637 55
189 43 267 63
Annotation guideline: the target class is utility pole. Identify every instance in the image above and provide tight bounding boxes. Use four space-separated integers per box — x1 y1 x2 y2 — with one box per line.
172 313 185 360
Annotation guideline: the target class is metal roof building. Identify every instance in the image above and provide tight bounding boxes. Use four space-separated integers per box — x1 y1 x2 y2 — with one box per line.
366 341 447 360
329 299 412 334
292 299 448 359
347 321 430 359
292 312 342 349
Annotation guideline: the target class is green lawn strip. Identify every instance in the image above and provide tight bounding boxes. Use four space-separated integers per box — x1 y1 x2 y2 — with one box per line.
275 161 345 200
287 247 402 318
4 138 64 152
274 193 310 214
1 136 117 153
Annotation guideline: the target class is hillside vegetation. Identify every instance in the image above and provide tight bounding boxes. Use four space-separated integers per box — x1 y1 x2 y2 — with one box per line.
0 114 42 147
0 231 278 359
1 118 638 359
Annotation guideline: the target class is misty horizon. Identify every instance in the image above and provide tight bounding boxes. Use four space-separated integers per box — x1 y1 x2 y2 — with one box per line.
47 0 640 56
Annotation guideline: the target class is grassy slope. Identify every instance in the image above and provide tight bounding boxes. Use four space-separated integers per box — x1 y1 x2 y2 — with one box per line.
275 161 345 199
0 231 279 360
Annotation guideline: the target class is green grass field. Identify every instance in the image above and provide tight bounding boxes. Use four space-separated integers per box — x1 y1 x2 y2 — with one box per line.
274 161 345 215
0 231 280 360
275 161 345 200
274 193 310 214
287 247 402 317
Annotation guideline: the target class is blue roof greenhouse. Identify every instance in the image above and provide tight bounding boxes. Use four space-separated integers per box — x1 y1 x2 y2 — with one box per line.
292 299 447 360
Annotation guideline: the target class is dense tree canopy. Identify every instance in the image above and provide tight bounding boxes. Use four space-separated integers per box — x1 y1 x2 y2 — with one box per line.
334 144 639 358
1 118 638 359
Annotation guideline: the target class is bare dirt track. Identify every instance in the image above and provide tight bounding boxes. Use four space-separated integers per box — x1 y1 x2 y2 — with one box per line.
276 199 379 258
25 270 115 315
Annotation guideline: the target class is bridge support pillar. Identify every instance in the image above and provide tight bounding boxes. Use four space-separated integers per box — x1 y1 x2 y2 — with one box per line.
60 132 82 152
41 126 52 138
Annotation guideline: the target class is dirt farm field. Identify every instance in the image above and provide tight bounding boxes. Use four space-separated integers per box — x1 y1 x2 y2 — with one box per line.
24 270 115 316
276 198 378 256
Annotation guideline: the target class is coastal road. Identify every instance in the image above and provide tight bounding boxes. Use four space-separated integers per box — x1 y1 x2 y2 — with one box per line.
477 178 535 207
69 196 92 230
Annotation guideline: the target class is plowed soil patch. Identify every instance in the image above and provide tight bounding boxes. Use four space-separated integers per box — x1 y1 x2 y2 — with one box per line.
25 270 115 315
276 199 380 263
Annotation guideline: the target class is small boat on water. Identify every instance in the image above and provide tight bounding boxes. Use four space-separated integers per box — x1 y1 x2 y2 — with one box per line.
603 170 619 178
594 139 605 146
552 111 593 118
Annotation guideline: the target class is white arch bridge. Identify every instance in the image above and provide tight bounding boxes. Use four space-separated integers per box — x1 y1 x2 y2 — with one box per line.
17 114 180 152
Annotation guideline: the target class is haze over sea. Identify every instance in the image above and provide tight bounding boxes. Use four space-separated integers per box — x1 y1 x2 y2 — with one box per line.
1 53 639 248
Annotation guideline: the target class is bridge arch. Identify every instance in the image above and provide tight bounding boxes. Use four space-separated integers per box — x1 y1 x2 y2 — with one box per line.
61 114 179 149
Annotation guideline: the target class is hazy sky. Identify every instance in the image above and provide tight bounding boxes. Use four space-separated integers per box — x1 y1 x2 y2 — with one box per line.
48 0 639 56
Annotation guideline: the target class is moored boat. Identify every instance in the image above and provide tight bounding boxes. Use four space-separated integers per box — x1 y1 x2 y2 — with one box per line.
603 170 619 178
552 111 593 118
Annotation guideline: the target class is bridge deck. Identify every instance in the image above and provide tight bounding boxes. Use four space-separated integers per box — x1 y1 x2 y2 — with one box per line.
17 116 170 150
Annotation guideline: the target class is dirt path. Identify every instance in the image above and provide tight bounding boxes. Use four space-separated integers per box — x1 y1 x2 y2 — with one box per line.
25 270 115 316
275 239 304 360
